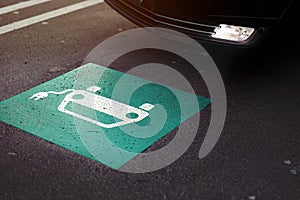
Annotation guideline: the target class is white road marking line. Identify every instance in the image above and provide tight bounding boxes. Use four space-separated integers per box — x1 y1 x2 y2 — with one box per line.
0 0 51 15
0 0 104 35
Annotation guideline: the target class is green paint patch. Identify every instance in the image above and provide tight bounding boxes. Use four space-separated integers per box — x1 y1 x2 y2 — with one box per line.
0 63 210 169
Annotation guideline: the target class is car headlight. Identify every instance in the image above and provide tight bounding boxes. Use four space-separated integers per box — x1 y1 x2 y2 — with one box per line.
211 24 255 42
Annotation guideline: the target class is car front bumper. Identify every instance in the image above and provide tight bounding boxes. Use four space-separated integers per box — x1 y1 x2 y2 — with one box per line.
105 0 272 46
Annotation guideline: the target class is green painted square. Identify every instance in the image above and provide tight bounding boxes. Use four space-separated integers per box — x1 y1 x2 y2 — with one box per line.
0 63 210 169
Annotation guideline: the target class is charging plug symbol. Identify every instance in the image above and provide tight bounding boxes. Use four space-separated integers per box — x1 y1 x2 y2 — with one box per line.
29 86 154 128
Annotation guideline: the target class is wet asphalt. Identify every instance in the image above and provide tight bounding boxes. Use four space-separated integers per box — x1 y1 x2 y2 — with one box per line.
0 1 299 200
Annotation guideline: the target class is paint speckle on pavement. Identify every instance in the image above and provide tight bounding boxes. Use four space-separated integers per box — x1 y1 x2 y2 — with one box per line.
49 66 65 73
289 169 297 175
284 160 292 165
248 195 256 200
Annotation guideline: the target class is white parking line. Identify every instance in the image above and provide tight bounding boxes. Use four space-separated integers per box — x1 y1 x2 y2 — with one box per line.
0 0 104 35
0 0 51 15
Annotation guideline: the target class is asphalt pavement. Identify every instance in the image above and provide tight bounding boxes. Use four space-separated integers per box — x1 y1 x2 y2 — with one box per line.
0 0 299 200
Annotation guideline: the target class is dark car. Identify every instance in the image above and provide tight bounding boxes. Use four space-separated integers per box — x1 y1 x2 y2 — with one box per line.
105 0 297 46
